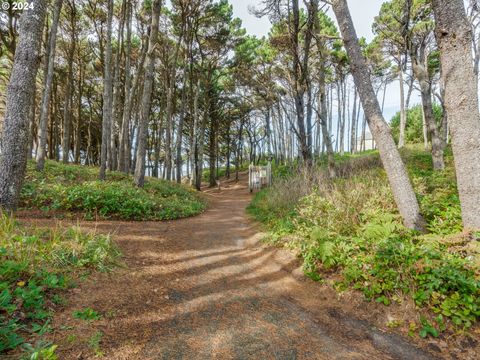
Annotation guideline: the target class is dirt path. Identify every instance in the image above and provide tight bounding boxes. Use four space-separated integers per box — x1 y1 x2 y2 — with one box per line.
27 176 436 359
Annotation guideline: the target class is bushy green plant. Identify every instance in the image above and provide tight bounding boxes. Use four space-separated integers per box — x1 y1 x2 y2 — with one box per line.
390 104 443 145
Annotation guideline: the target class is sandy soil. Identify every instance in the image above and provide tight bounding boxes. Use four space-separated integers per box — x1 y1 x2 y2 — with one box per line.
20 175 477 359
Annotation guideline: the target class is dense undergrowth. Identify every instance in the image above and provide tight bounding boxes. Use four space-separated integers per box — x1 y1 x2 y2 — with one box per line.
248 146 480 338
20 161 206 220
0 213 120 358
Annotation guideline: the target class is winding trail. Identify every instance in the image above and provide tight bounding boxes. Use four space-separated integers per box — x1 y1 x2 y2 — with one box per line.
30 175 434 359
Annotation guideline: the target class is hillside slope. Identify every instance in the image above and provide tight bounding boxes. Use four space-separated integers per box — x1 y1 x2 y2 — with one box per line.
19 161 206 221
248 146 480 341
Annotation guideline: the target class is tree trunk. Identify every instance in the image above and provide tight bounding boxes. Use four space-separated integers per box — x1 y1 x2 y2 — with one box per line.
35 0 63 171
190 79 200 188
134 0 161 187
74 60 83 164
0 0 48 209
318 63 336 177
412 54 445 170
398 57 407 148
350 89 357 153
432 0 480 229
62 2 77 164
165 36 184 181
119 0 133 173
99 0 114 180
339 79 346 156
175 67 188 183
421 103 428 150
332 0 425 231
110 0 126 171
120 20 147 174
27 82 36 160
164 84 174 181
209 109 217 187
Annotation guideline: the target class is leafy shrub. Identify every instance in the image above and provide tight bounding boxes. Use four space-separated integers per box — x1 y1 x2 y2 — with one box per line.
390 104 443 145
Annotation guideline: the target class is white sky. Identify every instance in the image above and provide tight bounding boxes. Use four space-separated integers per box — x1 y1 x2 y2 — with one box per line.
230 0 385 40
230 0 419 121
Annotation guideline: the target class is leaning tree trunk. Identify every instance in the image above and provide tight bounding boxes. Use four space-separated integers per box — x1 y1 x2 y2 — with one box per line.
36 0 63 171
0 0 48 210
99 0 114 180
432 0 480 229
332 0 426 231
134 0 161 187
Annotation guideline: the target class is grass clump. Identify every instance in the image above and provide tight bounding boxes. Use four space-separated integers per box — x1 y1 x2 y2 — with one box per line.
248 146 480 337
0 213 120 355
20 160 206 221
72 308 101 322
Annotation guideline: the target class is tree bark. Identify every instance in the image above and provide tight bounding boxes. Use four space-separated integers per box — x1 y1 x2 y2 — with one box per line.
0 0 48 209
119 0 133 172
62 1 77 164
74 57 83 164
35 0 63 171
332 0 425 231
350 89 357 153
120 18 147 173
175 66 188 183
110 0 126 171
99 0 114 180
134 0 162 187
165 38 183 181
190 79 200 188
27 82 36 160
398 57 407 148
411 51 445 170
318 65 336 177
432 0 480 229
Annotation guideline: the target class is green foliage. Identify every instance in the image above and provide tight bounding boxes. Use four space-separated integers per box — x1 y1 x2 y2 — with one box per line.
21 341 58 360
87 331 104 357
201 163 248 182
390 104 443 145
21 160 206 221
73 308 101 322
249 146 478 337
0 213 120 355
